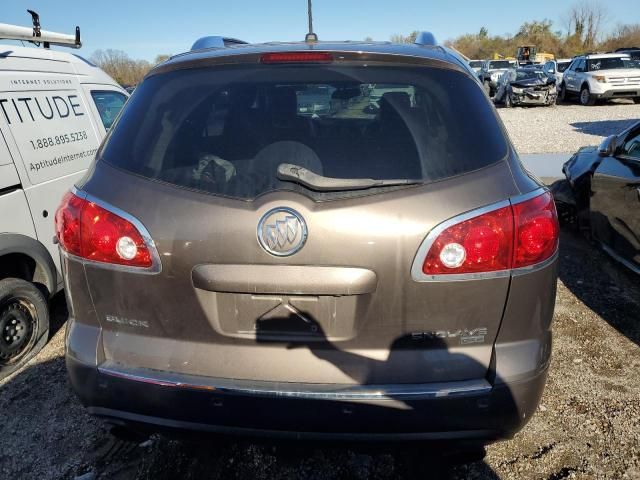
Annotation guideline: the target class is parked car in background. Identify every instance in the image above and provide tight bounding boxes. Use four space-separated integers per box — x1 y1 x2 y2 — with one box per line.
543 58 571 86
559 53 640 105
0 19 127 379
615 47 640 61
58 33 559 446
494 68 557 107
478 59 518 96
559 121 640 274
468 59 483 74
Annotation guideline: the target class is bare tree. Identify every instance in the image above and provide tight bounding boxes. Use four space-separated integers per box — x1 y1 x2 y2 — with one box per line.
91 49 153 86
154 54 171 65
563 1 608 50
600 23 640 51
390 31 419 44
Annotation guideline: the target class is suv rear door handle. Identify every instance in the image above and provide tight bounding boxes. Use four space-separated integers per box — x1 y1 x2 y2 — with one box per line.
192 264 378 295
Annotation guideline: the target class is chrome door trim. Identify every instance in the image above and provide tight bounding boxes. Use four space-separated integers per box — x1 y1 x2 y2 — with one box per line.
601 243 640 275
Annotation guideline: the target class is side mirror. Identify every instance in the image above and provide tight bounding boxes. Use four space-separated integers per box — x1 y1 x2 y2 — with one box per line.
598 135 617 157
575 67 584 73
548 68 555 74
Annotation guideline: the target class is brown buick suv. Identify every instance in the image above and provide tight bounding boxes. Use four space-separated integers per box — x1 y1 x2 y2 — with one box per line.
56 34 558 443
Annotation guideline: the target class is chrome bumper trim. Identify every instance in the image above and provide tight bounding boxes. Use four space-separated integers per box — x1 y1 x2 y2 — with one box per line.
98 363 492 401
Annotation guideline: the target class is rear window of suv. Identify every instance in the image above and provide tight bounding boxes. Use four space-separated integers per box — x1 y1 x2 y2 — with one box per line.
100 64 507 200
588 57 628 71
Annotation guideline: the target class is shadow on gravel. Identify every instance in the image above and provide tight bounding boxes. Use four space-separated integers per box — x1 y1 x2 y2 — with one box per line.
115 436 502 480
570 119 638 137
557 229 640 347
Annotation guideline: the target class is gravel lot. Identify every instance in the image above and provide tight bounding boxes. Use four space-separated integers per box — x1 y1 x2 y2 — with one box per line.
498 101 640 154
1 103 640 480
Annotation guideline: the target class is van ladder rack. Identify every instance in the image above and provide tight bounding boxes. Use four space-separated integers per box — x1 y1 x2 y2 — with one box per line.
0 10 81 49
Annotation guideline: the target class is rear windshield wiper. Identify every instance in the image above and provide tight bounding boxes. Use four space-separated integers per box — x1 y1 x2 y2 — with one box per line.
277 163 422 192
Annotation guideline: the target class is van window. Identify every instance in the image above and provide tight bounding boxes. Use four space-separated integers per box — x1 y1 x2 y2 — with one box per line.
100 65 508 200
91 91 127 130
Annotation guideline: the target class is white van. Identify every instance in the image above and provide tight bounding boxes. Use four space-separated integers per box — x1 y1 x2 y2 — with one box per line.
0 19 127 378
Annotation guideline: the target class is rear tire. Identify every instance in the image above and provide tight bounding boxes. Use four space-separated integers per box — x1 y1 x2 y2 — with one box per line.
580 86 596 106
0 278 49 380
483 80 491 97
633 97 640 104
504 93 512 108
557 83 567 103
574 177 592 239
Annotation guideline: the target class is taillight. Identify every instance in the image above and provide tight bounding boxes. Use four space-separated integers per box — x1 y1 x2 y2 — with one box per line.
422 205 513 275
512 192 559 268
420 191 558 276
55 192 84 257
260 52 333 64
55 191 153 268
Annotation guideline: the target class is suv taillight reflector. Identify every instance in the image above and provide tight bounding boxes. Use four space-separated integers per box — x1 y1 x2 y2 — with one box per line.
512 192 559 268
55 192 152 268
260 52 333 64
422 191 558 275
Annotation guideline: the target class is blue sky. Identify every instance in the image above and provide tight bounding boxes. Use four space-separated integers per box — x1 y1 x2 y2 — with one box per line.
2 0 638 61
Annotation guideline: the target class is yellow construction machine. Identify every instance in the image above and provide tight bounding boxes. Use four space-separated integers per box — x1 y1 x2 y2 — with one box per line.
516 45 554 64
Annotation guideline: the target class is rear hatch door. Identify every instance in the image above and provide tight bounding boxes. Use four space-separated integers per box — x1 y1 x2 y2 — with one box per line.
83 56 517 385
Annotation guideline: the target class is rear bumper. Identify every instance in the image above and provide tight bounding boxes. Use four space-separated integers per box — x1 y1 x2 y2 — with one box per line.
66 353 548 442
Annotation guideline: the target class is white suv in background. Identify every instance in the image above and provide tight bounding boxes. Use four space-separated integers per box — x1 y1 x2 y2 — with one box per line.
542 58 571 86
559 53 640 105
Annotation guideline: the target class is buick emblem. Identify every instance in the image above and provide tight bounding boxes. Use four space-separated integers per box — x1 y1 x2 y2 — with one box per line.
257 207 307 256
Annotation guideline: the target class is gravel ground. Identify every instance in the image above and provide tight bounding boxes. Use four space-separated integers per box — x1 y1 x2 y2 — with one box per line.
1 230 639 480
498 101 640 154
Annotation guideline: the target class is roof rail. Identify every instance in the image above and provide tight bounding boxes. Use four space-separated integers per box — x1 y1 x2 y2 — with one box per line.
414 31 437 47
0 10 81 49
190 36 248 51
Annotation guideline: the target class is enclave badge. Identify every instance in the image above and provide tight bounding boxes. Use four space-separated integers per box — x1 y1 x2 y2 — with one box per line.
257 207 308 256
